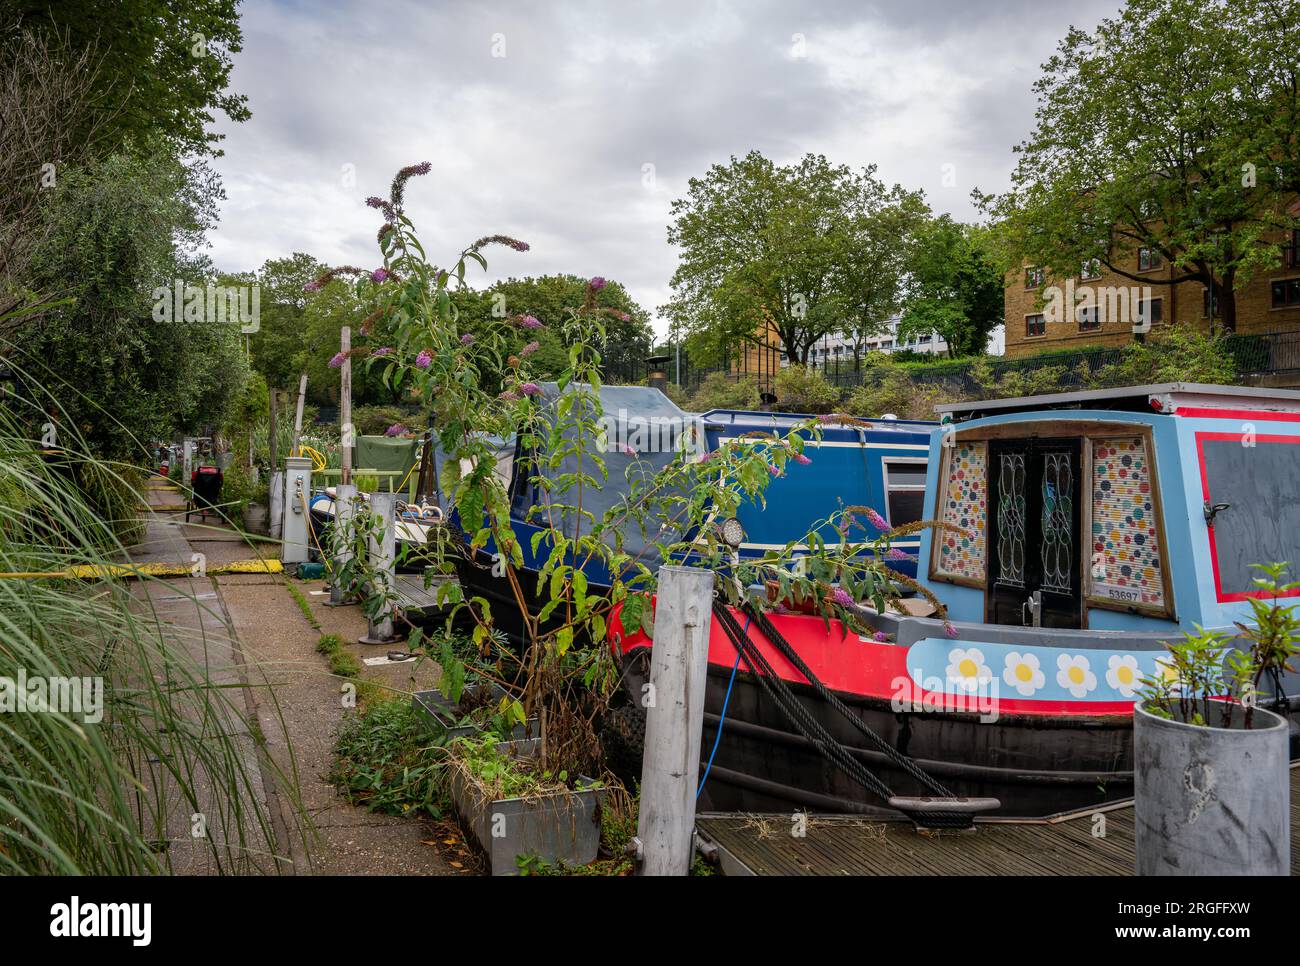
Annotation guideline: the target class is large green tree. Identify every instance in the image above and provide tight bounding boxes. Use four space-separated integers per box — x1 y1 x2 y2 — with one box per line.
664 151 926 365
19 146 246 460
898 216 1004 357
5 0 250 158
983 0 1300 331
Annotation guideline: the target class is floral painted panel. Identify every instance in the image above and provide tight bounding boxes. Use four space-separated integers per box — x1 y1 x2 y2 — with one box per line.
1090 437 1165 608
936 441 987 582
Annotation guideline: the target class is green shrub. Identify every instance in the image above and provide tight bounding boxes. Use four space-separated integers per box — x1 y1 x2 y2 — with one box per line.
331 699 445 816
773 365 839 413
684 371 760 412
1090 328 1237 387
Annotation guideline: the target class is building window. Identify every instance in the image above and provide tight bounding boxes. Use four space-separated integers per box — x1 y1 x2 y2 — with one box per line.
1077 303 1101 331
1081 258 1101 280
1025 266 1045 288
1135 297 1164 328
1272 278 1300 309
882 459 927 527
1026 313 1046 338
1285 230 1300 269
1138 248 1162 272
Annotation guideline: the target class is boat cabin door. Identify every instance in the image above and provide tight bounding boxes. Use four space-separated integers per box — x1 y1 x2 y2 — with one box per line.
986 438 1083 629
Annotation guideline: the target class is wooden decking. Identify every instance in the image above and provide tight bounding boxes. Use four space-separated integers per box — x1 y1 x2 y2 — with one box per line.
696 764 1299 876
393 572 454 614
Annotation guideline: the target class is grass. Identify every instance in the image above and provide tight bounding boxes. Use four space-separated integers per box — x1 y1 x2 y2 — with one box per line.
286 580 321 630
0 363 308 874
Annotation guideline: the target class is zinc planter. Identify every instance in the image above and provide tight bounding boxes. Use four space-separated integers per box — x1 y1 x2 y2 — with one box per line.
242 502 269 535
448 739 606 876
1133 701 1290 876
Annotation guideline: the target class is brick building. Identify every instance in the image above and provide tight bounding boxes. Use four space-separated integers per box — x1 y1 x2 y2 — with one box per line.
1004 228 1300 359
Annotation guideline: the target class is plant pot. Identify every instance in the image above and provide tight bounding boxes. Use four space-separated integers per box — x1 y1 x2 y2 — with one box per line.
448 738 606 876
411 684 538 741
242 502 269 535
1133 700 1291 876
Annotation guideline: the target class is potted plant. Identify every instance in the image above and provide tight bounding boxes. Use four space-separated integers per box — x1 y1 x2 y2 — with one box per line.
1134 563 1297 876
445 734 605 875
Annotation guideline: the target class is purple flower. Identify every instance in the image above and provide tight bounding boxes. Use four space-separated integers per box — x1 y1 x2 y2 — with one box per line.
304 280 324 292
830 588 853 607
365 197 386 209
589 276 607 291
943 622 959 639
816 413 841 424
498 389 520 401
872 630 889 642
520 340 540 357
519 382 542 397
414 349 433 370
794 453 812 465
515 314 543 330
622 444 637 457
328 351 346 369
385 423 406 437
885 548 912 561
768 463 782 477
865 508 889 531
370 268 390 283
697 450 717 464
460 333 475 346
371 346 394 357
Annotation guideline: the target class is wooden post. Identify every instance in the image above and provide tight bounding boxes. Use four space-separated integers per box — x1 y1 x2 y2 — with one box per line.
290 373 308 456
359 490 397 644
340 327 353 486
635 565 714 876
268 387 280 470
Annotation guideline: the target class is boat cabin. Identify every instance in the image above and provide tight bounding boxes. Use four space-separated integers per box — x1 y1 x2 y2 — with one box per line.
700 409 934 578
917 383 1300 636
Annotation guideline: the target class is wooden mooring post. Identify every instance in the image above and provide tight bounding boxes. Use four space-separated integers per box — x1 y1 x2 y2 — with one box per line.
635 565 714 876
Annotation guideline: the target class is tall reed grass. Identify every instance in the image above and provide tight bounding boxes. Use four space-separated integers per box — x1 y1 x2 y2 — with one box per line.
0 353 308 874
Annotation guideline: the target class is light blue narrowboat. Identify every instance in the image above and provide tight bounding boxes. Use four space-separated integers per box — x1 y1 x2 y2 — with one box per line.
611 384 1300 818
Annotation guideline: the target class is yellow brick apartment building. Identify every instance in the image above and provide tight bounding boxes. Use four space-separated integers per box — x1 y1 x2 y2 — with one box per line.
1004 228 1300 359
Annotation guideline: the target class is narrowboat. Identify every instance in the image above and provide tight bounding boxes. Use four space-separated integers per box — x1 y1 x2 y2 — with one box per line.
449 385 934 646
608 383 1300 819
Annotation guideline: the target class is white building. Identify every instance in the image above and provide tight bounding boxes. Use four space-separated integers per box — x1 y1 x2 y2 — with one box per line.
779 316 1006 367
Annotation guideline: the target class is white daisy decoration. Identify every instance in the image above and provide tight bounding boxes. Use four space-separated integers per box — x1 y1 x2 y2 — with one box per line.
946 647 993 693
1002 651 1045 697
1056 653 1097 699
1105 654 1142 698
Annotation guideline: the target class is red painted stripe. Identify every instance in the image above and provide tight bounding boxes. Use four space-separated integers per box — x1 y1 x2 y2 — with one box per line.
611 602 1135 719
1177 406 1300 422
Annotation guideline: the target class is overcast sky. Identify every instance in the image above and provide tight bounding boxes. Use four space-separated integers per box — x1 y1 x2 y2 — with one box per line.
207 0 1122 335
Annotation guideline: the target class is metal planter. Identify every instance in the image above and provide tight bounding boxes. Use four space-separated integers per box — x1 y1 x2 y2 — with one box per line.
448 739 606 876
1134 701 1290 876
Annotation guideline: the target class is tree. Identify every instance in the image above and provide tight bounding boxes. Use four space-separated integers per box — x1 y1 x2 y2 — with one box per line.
982 0 1300 332
5 0 250 158
665 151 926 366
898 216 1004 357
19 146 244 460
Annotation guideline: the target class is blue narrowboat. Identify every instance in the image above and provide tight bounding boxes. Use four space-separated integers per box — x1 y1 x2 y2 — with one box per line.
610 384 1300 818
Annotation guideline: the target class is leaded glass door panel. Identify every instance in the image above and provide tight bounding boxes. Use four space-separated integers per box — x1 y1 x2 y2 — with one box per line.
986 438 1083 629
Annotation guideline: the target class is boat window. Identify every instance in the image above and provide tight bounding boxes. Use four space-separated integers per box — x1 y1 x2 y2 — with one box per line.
883 459 926 526
934 441 988 583
1089 436 1165 609
1200 434 1300 599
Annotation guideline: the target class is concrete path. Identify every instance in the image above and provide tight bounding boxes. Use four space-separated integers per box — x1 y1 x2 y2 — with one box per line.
127 478 466 875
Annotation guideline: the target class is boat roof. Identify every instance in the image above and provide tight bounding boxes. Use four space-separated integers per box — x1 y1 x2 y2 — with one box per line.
701 408 935 434
934 383 1300 422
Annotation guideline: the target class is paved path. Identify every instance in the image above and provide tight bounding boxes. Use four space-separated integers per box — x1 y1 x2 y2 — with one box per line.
127 478 463 875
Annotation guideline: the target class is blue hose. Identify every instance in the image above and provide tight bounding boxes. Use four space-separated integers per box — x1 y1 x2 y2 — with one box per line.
697 616 748 799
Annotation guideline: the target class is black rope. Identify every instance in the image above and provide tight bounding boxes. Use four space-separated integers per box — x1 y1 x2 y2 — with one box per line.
712 600 977 829
741 602 955 799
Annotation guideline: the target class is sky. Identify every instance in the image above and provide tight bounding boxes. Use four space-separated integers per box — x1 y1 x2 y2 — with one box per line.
207 0 1123 336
